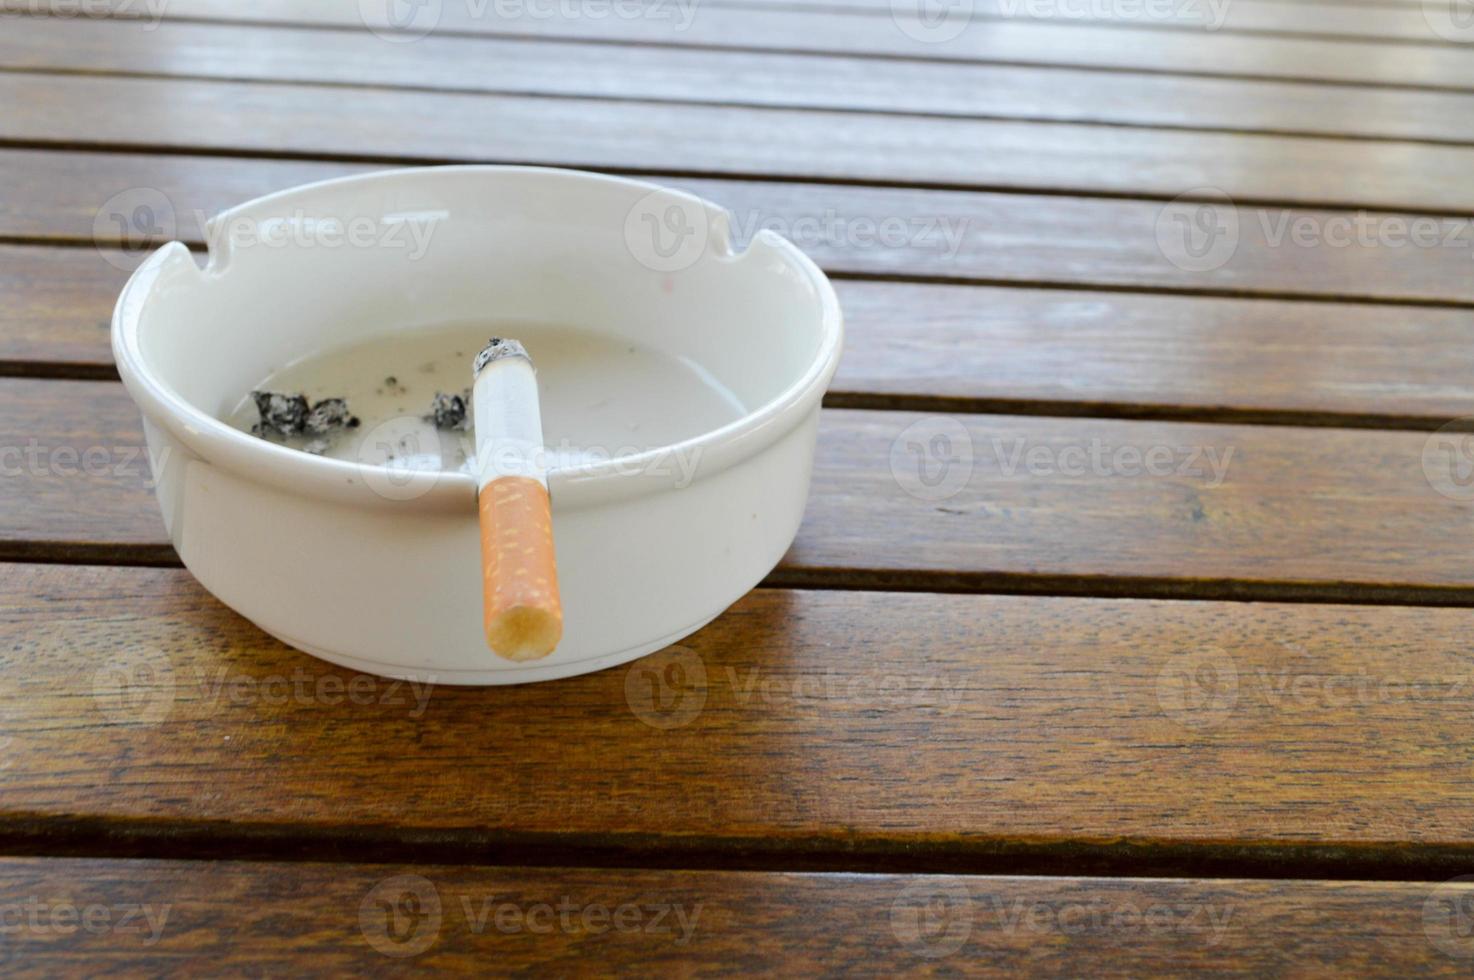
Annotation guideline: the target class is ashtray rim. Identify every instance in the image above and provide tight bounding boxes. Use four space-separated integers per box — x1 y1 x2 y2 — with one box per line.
111 165 844 513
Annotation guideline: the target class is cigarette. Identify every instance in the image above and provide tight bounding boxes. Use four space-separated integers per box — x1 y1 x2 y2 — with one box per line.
472 338 562 661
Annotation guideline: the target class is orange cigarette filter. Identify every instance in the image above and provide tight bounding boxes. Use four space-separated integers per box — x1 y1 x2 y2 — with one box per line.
479 476 561 659
473 339 562 661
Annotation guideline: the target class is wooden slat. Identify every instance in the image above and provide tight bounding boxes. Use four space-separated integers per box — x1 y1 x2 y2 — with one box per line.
12 244 1474 428
1267 0 1430 7
1270 0 1432 7
0 380 167 561
0 859 1462 975
0 150 350 245
9 18 1474 144
11 0 1469 92
0 246 127 372
6 74 1474 213
832 280 1474 427
796 408 1473 596
6 379 1473 599
736 0 1450 40
4 564 1474 871
12 149 1474 308
16 0 1455 45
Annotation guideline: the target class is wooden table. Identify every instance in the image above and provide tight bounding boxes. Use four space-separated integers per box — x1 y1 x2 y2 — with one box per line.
4 0 1474 973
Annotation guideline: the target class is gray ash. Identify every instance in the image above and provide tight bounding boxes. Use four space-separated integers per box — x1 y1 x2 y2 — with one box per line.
426 390 471 431
304 397 356 435
251 391 309 437
251 390 359 443
473 337 529 376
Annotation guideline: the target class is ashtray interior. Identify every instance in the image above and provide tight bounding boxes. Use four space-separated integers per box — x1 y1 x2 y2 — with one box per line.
132 165 830 494
222 321 748 476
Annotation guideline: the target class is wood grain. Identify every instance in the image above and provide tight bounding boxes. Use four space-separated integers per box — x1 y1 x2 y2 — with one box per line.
13 0 1472 92
1260 0 1432 7
6 379 1474 600
7 73 1474 213
734 0 1453 40
2 3 1468 967
11 17 1474 144
0 380 169 561
0 149 351 246
5 565 1474 874
13 0 1458 45
831 280 1474 427
12 243 1474 428
0 858 1466 975
0 245 127 372
795 408 1474 598
13 149 1474 307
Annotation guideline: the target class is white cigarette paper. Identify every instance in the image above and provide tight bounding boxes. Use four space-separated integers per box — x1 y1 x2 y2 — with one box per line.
473 339 562 661
473 339 547 490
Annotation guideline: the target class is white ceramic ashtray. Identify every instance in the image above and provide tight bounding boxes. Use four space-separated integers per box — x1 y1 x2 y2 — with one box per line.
113 166 842 684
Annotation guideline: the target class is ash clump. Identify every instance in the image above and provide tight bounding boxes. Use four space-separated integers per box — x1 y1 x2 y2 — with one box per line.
426 389 472 431
251 390 360 443
304 397 358 435
251 391 309 437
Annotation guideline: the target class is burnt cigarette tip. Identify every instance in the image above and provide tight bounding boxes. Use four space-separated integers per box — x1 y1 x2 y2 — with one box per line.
486 605 563 661
473 337 530 377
